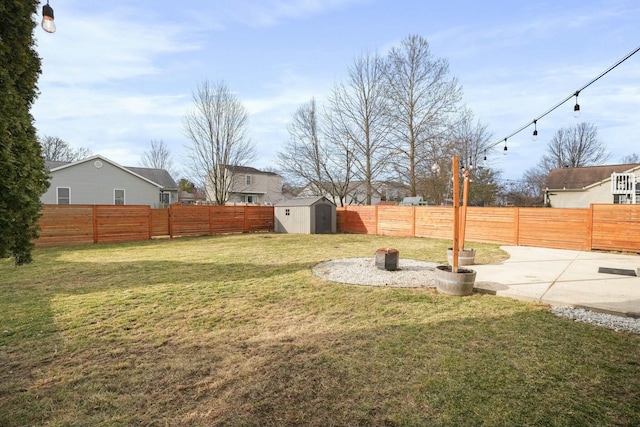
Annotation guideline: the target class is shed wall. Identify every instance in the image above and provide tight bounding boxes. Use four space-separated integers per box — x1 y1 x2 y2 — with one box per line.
275 206 312 233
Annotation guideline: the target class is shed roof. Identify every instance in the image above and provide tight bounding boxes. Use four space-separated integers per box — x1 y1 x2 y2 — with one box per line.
275 196 335 207
545 164 640 190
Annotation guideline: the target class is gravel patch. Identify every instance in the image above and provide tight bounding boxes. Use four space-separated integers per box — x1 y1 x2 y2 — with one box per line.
312 257 439 288
551 306 640 335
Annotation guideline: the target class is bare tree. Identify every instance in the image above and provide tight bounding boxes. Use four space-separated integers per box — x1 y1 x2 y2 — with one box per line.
326 52 392 204
522 122 609 202
39 135 92 162
183 80 255 205
277 98 325 193
140 139 175 177
546 122 609 168
446 109 500 206
277 98 354 206
385 35 463 197
620 153 640 164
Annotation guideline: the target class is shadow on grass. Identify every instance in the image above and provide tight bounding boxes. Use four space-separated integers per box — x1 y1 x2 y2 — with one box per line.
2 290 639 427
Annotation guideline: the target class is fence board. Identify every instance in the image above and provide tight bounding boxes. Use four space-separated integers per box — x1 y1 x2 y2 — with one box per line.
245 206 275 232
414 207 452 240
465 207 518 245
338 206 377 234
95 205 150 244
151 209 169 236
377 206 414 236
36 205 95 247
210 206 245 233
169 205 211 237
518 208 589 251
592 204 640 252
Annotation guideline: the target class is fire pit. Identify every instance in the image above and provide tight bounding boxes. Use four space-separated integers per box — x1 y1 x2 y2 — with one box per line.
375 248 399 271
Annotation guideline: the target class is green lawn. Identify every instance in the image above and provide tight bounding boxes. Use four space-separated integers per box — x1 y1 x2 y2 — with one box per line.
1 234 638 426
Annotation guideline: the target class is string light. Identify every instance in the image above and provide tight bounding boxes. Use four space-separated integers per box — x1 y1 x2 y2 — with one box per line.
573 91 581 118
532 120 538 141
483 44 640 158
41 1 56 33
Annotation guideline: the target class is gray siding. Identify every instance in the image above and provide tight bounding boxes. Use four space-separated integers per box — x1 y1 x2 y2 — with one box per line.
275 206 312 233
42 159 161 206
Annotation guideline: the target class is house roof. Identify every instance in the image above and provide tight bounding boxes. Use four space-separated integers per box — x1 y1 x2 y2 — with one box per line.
45 155 177 190
545 164 640 190
275 196 335 207
127 167 178 190
226 165 280 176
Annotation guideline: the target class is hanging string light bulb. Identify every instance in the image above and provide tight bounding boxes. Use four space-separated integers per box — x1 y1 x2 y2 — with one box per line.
503 138 508 155
573 91 581 118
532 120 538 141
41 1 56 33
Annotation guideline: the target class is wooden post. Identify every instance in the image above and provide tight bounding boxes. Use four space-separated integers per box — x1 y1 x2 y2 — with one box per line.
452 156 460 273
93 205 98 244
459 170 469 251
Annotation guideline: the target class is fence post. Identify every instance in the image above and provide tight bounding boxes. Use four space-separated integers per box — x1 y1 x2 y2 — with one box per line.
244 205 249 232
147 206 152 240
168 205 173 239
586 204 594 251
93 205 98 244
374 205 379 235
513 207 520 246
411 206 416 237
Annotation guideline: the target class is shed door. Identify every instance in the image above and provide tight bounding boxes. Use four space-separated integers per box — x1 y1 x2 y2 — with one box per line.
315 204 332 234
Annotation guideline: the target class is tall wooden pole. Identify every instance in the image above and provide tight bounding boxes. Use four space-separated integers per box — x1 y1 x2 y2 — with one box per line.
460 170 469 251
452 156 460 273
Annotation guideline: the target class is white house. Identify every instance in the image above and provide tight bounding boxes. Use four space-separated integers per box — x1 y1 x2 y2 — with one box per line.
544 163 640 208
42 155 178 208
205 165 283 205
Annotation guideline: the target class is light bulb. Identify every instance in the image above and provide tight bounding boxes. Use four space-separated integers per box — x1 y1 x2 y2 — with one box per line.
42 3 56 33
503 139 508 155
573 103 581 118
532 129 538 141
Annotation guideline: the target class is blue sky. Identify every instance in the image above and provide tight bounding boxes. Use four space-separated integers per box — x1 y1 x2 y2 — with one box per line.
33 0 640 181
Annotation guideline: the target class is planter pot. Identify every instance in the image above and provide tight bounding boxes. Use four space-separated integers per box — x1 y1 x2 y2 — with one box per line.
447 248 476 266
434 265 476 296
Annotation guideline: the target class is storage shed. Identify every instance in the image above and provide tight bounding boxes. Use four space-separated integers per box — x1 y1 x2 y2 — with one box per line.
275 197 336 234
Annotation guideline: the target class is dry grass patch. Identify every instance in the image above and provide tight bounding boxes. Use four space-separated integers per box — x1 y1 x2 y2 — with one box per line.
1 234 639 426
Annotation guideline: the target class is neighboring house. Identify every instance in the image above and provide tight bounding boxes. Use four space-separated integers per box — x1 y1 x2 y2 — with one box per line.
42 155 178 208
205 165 283 205
274 197 336 234
298 180 409 206
544 163 640 208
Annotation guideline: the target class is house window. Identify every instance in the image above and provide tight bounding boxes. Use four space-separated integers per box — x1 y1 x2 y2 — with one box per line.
246 175 252 185
285 209 290 216
114 189 125 205
160 192 170 206
240 195 257 204
57 187 70 204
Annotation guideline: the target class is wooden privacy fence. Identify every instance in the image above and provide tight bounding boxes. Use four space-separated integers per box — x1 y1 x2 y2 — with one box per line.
337 204 640 253
36 204 274 247
36 204 639 253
